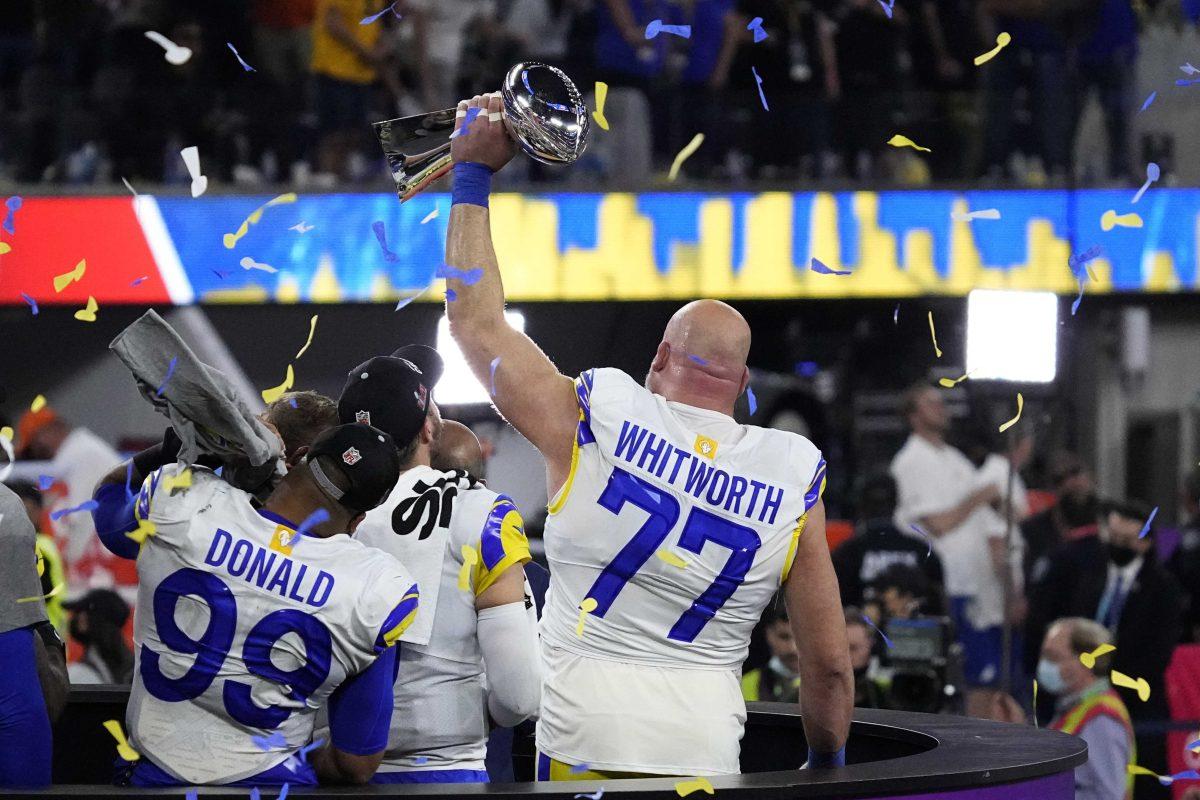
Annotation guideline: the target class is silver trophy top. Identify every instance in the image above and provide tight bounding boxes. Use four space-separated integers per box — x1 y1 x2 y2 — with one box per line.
500 62 590 165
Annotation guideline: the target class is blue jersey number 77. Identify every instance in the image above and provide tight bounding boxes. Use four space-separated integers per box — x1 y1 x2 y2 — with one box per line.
583 466 761 642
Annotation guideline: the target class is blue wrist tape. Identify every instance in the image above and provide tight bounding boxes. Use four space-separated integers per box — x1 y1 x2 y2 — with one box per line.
806 746 846 768
452 162 493 208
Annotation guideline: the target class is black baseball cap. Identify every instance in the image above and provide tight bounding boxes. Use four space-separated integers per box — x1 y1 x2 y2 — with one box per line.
391 344 444 392
64 589 130 627
305 423 401 514
338 356 432 445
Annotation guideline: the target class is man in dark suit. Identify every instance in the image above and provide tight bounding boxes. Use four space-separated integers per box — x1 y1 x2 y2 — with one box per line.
1026 499 1182 800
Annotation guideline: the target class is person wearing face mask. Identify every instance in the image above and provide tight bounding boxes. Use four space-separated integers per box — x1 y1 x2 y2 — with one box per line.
1038 617 1133 800
1026 500 1182 800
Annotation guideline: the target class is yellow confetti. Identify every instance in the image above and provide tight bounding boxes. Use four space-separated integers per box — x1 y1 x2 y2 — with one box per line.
224 192 298 249
30 394 46 413
1 426 12 442
938 371 972 388
675 777 715 797
54 259 87 292
592 81 610 131
927 311 942 358
261 364 295 404
103 719 141 762
1079 643 1115 669
888 134 931 152
458 544 479 591
294 315 318 360
1032 679 1038 728
36 549 45 577
17 582 64 603
1101 210 1143 231
163 468 192 494
669 133 705 182
998 392 1024 433
973 31 1012 66
1127 764 1174 784
0 242 10 255
1111 670 1151 702
656 549 689 568
74 295 99 322
126 518 157 545
576 597 598 637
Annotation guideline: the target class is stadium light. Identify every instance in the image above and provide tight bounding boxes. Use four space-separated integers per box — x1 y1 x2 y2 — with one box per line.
966 290 1058 383
436 310 526 405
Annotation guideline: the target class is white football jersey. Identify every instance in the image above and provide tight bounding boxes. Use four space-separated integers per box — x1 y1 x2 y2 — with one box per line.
127 464 419 785
537 368 825 774
353 465 531 774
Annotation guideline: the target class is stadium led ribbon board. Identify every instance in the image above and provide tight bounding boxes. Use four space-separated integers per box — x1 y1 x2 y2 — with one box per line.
1 190 1196 305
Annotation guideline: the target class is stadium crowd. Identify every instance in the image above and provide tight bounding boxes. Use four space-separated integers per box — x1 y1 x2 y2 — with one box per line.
0 0 1185 189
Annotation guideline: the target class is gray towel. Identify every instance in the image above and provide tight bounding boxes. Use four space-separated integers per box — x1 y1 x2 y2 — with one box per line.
109 310 284 490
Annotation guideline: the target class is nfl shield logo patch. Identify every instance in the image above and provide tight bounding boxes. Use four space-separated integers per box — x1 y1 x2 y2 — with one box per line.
342 447 362 465
355 409 371 425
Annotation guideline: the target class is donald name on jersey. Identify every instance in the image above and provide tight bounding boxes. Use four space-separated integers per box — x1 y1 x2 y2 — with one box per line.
203 529 335 609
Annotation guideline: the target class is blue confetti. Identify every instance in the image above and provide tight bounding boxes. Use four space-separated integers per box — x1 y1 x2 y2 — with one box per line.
687 353 708 366
125 460 135 501
227 42 256 72
250 789 261 800
909 524 933 558
278 785 290 800
446 288 458 302
186 792 198 800
396 295 418 311
747 16 767 42
1188 738 1200 752
1071 277 1085 316
751 66 769 110
861 614 893 648
810 257 851 275
644 19 691 38
1138 506 1158 539
289 397 298 409
297 509 331 540
412 756 429 765
3 196 22 235
252 732 287 751
360 1 400 24
747 386 758 415
156 357 178 397
372 221 399 262
489 356 501 397
20 293 38 315
451 106 482 139
1176 78 1200 87
130 276 149 286
212 269 231 280
878 0 895 18
51 500 99 521
38 474 54 491
1068 245 1102 276
1139 91 1157 113
435 264 484 285
570 762 591 773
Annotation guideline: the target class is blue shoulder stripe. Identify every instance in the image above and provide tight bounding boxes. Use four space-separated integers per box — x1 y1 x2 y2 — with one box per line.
804 458 827 511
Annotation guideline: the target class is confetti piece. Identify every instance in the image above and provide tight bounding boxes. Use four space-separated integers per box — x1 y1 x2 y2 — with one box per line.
284 739 325 773
860 613 894 648
998 392 1024 433
1188 738 1200 752
372 220 399 262
877 0 895 18
36 548 44 577
893 304 899 325
3 196 22 235
212 269 231 280
951 208 1001 222
31 394 45 413
361 1 399 24
0 428 12 483
420 209 439 225
1101 210 1143 231
1132 162 1160 204
458 544 479 591
37 475 53 491
436 264 485 285
1139 91 1157 114
751 66 769 110
252 732 287 751
747 16 767 41
0 242 9 255
295 315 318 360
656 549 689 568
163 469 192 494
1072 275 1086 316
645 19 691 38
888 134 930 152
576 597 598 637
126 518 157 545
1126 765 1200 785
224 193 298 249
121 177 139 196
927 311 942 358
1068 245 1103 275
1111 670 1151 702
1078 643 1116 669
144 31 192 65
396 292 423 311
909 524 933 558
938 372 971 388
1138 506 1158 539
450 106 483 139
688 354 708 366
17 582 64 603
413 756 430 765
591 81 611 130
489 357 501 397
675 777 715 796
180 146 207 198
227 42 256 72
570 763 592 774
445 288 458 302
51 500 99 521
103 720 140 762
155 357 178 397
262 365 295 404
241 256 279 274
289 222 314 234
74 296 99 322
973 31 1012 66
668 133 705 182
54 259 86 292
1033 679 1038 727
1176 78 1200 87
747 386 758 415
575 791 605 800
131 276 149 286
811 257 851 275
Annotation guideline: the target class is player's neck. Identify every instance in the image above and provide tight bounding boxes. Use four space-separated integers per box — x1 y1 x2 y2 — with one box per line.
402 443 432 472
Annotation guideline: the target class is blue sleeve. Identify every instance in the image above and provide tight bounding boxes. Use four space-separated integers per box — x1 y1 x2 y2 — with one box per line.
0 627 52 788
90 483 140 560
327 646 398 756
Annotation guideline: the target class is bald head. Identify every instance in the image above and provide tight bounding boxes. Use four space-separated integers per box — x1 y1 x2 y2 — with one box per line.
647 300 751 415
430 420 486 478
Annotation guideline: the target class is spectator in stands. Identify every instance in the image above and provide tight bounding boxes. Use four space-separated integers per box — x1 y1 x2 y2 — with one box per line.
741 600 801 703
1073 0 1136 182
1026 499 1181 800
890 382 1005 707
16 406 122 594
1038 617 1132 800
845 608 890 708
831 0 903 180
1169 467 1200 642
407 1 495 108
63 589 133 685
665 0 735 179
1022 451 1100 587
833 472 945 613
866 564 941 623
6 481 67 635
251 0 318 181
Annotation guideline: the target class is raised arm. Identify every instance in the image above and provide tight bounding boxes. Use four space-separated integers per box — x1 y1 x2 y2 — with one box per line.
442 92 580 496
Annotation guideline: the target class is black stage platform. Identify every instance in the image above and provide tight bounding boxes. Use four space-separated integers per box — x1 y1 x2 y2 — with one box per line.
15 687 1086 799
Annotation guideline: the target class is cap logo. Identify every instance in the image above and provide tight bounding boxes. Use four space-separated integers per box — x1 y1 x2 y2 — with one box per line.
342 447 362 465
416 383 428 407
355 410 371 425
397 357 422 374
